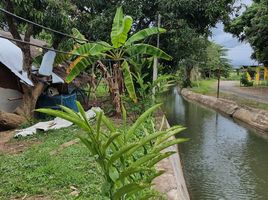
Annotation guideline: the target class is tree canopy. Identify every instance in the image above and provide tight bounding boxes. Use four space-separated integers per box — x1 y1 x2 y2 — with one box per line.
225 0 268 65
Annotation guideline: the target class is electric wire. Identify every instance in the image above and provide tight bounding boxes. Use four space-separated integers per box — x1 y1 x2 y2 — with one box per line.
0 7 89 42
0 34 123 62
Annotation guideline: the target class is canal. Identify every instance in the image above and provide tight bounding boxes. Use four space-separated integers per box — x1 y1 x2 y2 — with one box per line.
163 87 268 200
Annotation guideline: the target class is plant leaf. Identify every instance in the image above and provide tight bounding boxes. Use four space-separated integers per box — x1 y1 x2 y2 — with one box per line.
125 27 166 45
103 133 122 153
155 126 186 145
126 104 162 138
66 57 93 83
118 167 153 182
72 42 112 56
127 130 167 156
109 166 120 182
77 135 98 156
72 28 88 44
147 152 176 167
108 143 138 166
36 108 88 130
121 60 137 103
112 183 149 199
129 44 172 60
111 7 133 48
153 138 190 153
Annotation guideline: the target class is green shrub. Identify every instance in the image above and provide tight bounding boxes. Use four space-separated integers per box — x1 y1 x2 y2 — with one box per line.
37 102 187 199
240 73 253 87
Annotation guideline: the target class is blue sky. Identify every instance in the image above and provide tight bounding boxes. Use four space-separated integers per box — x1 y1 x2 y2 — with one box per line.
210 0 258 67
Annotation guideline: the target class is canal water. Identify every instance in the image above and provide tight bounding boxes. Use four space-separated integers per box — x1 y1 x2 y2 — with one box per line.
163 87 268 200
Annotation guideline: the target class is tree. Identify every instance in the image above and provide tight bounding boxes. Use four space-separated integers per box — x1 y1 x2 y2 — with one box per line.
158 0 235 86
225 0 268 65
66 0 236 87
201 42 232 78
66 7 171 116
0 0 75 126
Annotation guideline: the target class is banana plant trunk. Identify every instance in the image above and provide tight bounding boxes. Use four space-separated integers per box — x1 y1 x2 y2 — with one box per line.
98 61 122 117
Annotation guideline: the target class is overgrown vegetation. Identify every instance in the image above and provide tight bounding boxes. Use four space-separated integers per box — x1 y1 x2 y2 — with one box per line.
65 7 171 116
37 102 187 199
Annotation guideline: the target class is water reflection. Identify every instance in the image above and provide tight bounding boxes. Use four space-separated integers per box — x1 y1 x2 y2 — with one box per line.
163 87 268 200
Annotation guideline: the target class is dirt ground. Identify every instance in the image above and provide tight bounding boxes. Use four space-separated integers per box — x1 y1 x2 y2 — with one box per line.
219 81 268 103
0 130 40 154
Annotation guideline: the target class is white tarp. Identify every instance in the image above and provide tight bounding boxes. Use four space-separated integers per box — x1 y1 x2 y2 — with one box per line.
14 107 102 137
39 50 64 84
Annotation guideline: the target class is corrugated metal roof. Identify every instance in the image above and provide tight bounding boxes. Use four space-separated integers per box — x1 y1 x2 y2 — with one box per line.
0 30 45 58
0 38 64 85
0 38 34 86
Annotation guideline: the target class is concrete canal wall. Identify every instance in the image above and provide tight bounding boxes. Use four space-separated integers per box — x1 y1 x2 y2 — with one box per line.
154 119 190 200
180 88 268 133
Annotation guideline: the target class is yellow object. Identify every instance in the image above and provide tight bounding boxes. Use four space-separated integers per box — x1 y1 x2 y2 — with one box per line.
264 66 268 80
255 67 260 84
246 72 252 81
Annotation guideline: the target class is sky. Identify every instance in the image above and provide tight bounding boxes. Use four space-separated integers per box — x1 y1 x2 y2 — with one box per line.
210 0 257 67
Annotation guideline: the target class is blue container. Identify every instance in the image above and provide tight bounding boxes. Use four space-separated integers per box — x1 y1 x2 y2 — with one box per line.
36 93 78 118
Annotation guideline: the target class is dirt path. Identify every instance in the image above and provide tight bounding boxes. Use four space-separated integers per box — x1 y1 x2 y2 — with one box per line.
219 81 268 104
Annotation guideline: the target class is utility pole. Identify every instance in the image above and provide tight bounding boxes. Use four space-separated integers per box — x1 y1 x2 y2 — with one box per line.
152 13 161 97
217 66 220 98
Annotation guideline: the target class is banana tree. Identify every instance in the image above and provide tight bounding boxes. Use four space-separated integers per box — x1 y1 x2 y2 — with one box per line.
66 7 172 116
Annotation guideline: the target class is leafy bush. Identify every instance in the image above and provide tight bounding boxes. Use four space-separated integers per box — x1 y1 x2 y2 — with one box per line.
37 102 187 199
240 73 253 87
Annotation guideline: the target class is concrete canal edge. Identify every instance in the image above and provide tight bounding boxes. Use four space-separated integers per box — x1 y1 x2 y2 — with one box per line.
180 88 268 133
154 119 190 200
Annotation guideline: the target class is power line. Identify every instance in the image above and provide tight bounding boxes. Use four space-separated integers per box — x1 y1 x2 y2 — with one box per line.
0 7 88 42
0 34 82 56
0 35 122 62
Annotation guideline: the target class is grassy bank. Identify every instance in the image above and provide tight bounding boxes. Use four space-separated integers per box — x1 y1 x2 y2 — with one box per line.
0 127 105 200
0 115 167 199
191 79 217 95
190 79 268 111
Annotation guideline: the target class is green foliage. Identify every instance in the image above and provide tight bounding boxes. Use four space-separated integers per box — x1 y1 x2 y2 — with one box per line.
191 79 217 95
201 42 232 78
111 7 133 48
0 127 105 199
223 71 241 81
1 0 76 48
225 0 268 64
36 102 187 199
240 72 253 87
122 60 138 103
66 7 171 105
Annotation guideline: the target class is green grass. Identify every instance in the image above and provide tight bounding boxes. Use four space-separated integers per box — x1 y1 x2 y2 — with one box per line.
190 79 268 111
223 72 241 81
0 127 105 200
191 79 217 95
96 82 109 97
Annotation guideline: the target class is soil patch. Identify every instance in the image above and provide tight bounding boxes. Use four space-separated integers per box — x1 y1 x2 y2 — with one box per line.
0 131 41 154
